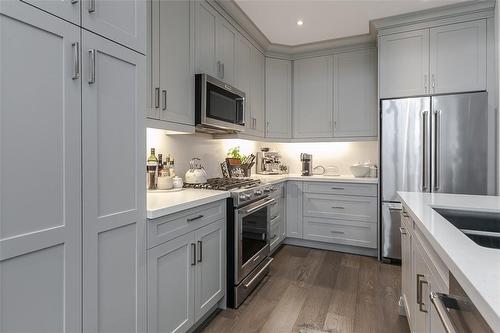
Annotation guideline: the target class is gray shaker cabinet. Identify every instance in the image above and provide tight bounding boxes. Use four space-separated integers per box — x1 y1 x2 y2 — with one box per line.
379 29 430 98
150 0 194 125
0 2 81 332
265 58 292 139
293 56 334 138
333 48 377 138
81 0 146 54
82 30 146 333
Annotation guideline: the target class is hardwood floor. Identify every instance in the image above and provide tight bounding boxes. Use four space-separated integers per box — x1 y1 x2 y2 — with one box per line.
200 245 410 333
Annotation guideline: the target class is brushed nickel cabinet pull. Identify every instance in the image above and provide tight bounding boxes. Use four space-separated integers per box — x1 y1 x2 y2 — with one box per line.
72 42 80 80
88 49 96 84
161 90 167 111
197 240 202 262
154 88 160 109
331 206 345 209
88 0 95 13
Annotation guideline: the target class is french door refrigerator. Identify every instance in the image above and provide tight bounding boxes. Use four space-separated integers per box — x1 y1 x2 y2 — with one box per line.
381 91 495 261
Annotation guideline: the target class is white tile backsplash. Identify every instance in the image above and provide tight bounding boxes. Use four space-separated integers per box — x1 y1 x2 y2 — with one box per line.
147 128 378 179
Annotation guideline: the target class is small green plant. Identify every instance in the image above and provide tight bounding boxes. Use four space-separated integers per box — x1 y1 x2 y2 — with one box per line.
227 146 246 162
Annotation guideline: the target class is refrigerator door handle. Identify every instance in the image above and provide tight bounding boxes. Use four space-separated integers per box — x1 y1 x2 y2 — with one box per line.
422 110 429 191
433 109 441 191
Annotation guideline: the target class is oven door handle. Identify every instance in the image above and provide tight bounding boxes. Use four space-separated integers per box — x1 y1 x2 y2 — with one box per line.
241 198 276 215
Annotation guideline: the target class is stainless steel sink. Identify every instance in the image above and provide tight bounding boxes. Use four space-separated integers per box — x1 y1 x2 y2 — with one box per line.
433 208 500 250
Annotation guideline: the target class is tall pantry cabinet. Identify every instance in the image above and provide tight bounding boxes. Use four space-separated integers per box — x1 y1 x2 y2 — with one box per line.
0 1 146 332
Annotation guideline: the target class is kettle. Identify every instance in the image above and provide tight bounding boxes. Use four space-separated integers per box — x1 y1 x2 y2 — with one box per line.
185 158 208 184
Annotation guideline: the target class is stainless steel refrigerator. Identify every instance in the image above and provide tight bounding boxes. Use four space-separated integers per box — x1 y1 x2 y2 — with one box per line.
381 92 496 261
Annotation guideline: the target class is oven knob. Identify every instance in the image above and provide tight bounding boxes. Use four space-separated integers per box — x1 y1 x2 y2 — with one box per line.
239 194 247 202
263 187 271 193
245 194 252 200
255 190 263 196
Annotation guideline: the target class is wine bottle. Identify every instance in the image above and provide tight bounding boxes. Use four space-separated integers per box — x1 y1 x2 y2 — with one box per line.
147 148 158 190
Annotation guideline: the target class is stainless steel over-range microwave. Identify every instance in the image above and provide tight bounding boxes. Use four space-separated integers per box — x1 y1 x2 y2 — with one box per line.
195 74 245 133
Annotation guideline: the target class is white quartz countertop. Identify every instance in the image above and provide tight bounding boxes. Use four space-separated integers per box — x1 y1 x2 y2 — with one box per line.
398 191 500 329
146 175 377 220
254 173 378 185
147 189 229 219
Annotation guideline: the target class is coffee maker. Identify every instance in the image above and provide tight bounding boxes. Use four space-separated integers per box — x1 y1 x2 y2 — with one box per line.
256 148 282 175
300 153 313 176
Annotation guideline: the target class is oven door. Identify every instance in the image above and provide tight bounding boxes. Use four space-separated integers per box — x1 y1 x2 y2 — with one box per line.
234 197 275 284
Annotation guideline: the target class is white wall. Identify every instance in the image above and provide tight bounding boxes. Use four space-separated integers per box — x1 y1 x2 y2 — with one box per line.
147 128 379 179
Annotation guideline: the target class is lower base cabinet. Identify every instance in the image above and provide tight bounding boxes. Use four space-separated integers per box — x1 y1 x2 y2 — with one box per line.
401 207 449 333
148 219 224 333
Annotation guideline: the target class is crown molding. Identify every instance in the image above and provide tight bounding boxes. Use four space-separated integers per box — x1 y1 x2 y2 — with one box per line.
215 0 495 58
371 0 495 37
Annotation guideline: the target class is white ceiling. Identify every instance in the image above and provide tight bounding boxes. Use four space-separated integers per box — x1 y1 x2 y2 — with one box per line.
234 0 466 46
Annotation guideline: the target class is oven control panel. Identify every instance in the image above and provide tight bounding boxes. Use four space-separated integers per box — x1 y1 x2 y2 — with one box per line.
232 184 277 207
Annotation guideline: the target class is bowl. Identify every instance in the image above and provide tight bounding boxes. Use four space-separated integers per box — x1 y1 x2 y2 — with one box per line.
350 165 370 177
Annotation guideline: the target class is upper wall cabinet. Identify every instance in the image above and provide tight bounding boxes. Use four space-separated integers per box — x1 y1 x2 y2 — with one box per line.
250 48 266 136
379 29 430 99
21 0 80 24
235 34 253 128
82 0 146 54
430 20 486 94
333 48 377 138
266 58 292 139
379 19 487 98
194 0 235 84
293 56 334 138
149 0 194 125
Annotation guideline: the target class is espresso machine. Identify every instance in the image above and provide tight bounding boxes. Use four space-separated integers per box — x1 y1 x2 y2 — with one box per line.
300 153 313 176
256 148 282 175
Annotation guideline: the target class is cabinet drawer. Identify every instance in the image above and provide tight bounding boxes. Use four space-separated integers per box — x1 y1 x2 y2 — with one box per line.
304 193 377 222
303 182 377 196
303 217 377 248
270 199 281 220
147 201 225 249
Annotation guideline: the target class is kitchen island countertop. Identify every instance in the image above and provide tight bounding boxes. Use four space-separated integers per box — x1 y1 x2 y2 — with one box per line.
398 191 500 329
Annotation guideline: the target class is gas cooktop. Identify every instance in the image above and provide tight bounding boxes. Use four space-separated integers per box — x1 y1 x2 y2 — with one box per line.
183 177 261 191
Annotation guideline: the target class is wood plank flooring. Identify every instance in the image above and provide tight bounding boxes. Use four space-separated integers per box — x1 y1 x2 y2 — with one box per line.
199 245 410 333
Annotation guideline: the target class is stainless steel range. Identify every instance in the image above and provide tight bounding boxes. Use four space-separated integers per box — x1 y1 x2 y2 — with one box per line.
187 177 276 308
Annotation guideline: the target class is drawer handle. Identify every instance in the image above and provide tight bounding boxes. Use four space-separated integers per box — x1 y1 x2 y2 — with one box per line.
399 227 407 235
330 230 345 234
271 215 279 221
244 258 274 288
331 206 345 209
191 243 196 266
331 187 345 190
187 215 204 222
270 234 277 240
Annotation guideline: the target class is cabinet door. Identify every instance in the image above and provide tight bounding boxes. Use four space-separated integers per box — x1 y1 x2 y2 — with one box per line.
82 31 146 333
195 220 225 321
400 215 413 329
235 34 253 131
216 18 236 84
430 20 486 94
285 182 303 238
82 0 146 53
0 3 81 332
251 47 266 137
333 48 377 138
148 232 196 333
266 58 292 138
379 29 430 98
194 0 217 77
412 242 431 333
293 56 333 138
21 0 80 24
155 0 194 125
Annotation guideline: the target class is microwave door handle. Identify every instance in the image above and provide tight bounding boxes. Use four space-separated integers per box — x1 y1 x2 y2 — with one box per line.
236 97 245 124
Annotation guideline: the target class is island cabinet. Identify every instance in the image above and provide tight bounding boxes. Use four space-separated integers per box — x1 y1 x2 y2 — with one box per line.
400 207 449 333
379 19 486 98
147 201 226 333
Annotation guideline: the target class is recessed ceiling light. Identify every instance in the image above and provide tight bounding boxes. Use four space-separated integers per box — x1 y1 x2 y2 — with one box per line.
297 20 304 26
